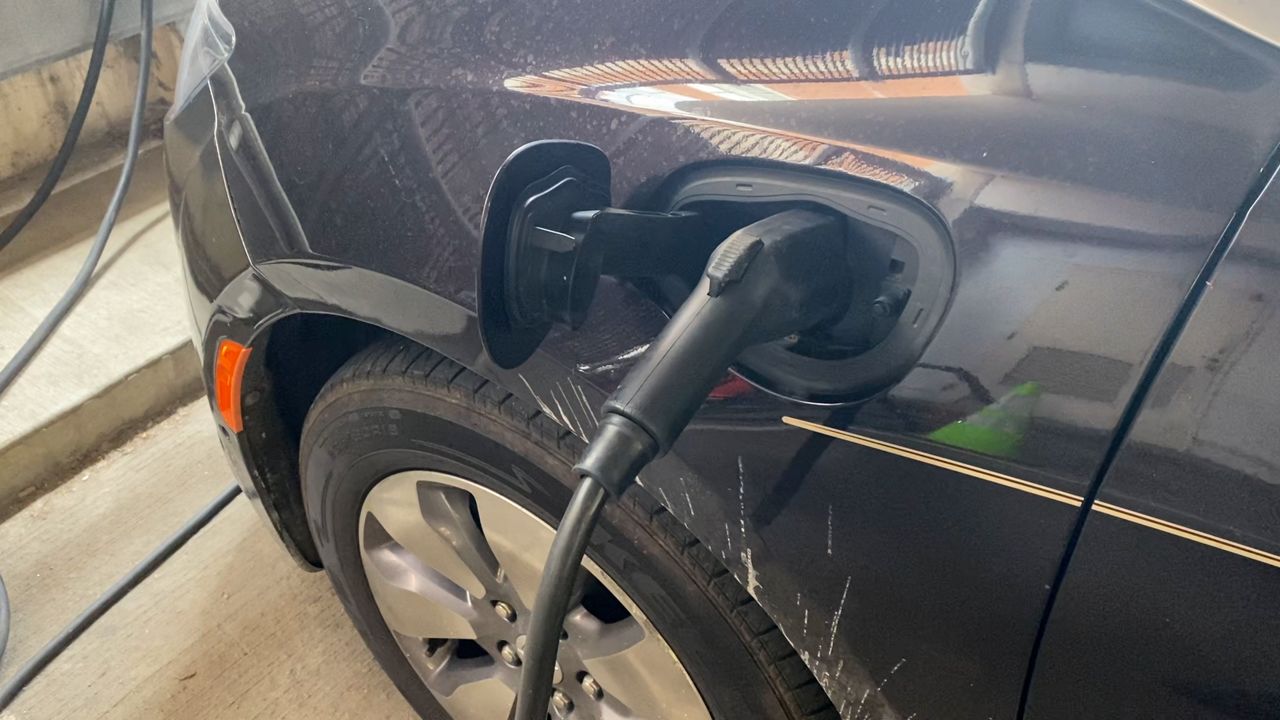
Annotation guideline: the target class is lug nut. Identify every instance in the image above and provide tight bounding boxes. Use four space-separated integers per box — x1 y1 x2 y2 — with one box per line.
551 690 574 717
498 641 521 667
493 600 517 623
580 673 603 701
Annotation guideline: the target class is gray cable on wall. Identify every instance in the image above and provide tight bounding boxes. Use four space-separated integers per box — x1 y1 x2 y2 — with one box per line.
0 0 150 398
0 0 119 251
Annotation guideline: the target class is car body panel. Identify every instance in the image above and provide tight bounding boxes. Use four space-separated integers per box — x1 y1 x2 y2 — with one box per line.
1025 162 1280 720
165 0 1280 717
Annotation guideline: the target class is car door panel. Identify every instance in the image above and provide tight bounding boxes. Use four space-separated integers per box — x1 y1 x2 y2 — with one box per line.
1025 160 1280 720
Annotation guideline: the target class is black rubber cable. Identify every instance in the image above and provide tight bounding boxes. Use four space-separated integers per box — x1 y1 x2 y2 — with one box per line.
513 475 608 720
0 0 151 399
0 574 9 668
0 0 119 251
0 483 241 711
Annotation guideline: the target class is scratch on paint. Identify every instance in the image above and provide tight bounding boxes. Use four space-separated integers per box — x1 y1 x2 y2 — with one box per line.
724 523 733 552
737 456 761 597
556 382 585 438
571 384 594 432
878 658 906 690
659 486 675 513
522 371 573 435
827 505 834 557
565 380 588 430
518 374 558 423
548 385 569 428
743 548 761 598
737 457 748 546
853 689 870 720
828 576 852 656
679 477 695 516
803 608 809 637
551 383 582 439
570 381 599 428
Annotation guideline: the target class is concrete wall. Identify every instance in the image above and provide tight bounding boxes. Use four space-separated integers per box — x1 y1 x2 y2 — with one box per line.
0 0 194 81
0 25 183 185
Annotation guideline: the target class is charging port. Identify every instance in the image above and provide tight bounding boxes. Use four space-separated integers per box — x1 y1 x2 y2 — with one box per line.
652 166 955 403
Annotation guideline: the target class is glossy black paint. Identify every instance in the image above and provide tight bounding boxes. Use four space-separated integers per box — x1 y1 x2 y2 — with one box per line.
164 0 1280 718
1026 163 1280 720
165 84 251 349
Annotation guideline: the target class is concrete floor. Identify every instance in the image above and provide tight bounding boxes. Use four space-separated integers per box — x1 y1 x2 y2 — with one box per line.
0 149 200 512
0 402 416 719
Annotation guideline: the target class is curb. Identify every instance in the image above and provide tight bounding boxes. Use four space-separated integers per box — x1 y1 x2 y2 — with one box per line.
0 341 202 517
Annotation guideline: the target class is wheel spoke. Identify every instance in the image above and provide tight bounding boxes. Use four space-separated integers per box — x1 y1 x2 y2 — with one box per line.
363 473 495 597
567 608 712 720
564 607 643 660
417 483 504 591
470 489 556 608
419 647 515 720
361 514 478 639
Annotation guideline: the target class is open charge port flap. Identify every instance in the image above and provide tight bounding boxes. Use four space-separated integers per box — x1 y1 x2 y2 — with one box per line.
650 166 955 404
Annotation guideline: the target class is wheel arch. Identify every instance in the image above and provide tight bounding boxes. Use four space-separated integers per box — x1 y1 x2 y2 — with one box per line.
237 311 392 567
221 260 608 568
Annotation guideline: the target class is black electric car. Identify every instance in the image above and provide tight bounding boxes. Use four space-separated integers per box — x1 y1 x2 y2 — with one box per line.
164 0 1280 717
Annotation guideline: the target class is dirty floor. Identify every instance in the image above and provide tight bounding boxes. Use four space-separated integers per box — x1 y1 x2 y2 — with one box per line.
0 402 416 718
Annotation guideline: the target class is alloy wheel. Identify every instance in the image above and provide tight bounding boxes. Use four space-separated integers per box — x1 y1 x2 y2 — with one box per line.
358 470 712 720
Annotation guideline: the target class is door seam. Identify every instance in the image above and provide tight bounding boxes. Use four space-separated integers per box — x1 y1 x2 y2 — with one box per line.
1015 140 1280 720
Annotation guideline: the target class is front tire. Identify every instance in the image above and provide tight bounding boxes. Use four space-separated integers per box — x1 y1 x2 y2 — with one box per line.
299 338 837 719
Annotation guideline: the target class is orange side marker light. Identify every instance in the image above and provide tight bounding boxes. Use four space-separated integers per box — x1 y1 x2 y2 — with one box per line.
214 339 252 432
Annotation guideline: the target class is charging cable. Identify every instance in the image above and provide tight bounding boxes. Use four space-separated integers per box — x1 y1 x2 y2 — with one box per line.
0 484 240 711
